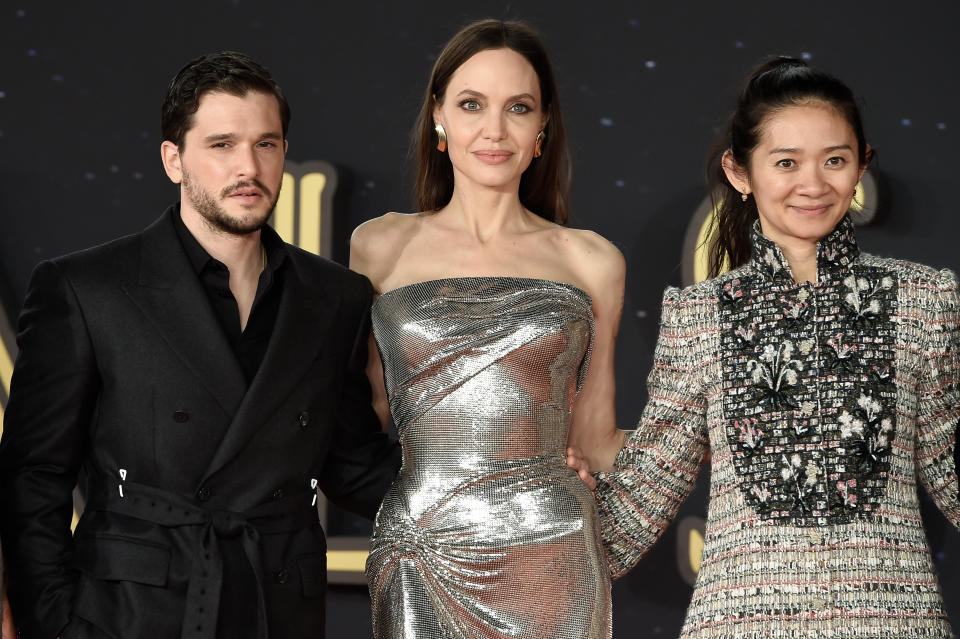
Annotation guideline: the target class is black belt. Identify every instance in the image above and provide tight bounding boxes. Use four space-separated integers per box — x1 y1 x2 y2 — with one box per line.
84 477 318 639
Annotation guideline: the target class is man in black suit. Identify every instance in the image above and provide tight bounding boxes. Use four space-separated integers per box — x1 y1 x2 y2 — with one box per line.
0 51 400 639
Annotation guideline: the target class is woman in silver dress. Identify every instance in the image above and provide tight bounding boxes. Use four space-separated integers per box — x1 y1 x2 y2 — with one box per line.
350 19 625 639
594 58 960 638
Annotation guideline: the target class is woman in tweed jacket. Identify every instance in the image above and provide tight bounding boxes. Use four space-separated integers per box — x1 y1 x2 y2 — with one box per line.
595 57 960 638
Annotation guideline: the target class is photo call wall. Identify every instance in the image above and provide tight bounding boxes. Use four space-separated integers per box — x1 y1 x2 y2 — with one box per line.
1 1 957 636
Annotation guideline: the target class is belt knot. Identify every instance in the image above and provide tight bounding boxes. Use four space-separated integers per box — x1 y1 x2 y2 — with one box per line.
210 510 246 538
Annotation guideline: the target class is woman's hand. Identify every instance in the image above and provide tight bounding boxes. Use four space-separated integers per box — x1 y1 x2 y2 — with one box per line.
566 446 596 491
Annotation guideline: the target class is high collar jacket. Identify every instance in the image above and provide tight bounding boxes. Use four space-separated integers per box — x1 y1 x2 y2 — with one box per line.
597 217 960 638
0 207 401 639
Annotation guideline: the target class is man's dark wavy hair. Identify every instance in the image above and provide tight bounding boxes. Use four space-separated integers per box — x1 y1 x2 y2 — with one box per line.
161 51 290 149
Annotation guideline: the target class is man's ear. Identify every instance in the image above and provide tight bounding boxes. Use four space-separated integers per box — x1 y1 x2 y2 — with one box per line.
160 141 183 184
721 149 750 196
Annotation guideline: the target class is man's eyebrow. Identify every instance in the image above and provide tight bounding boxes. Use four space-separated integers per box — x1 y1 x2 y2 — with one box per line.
203 133 235 143
201 132 283 142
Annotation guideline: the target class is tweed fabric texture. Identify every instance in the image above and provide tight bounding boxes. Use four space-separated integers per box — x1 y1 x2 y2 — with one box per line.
367 277 611 639
596 217 960 638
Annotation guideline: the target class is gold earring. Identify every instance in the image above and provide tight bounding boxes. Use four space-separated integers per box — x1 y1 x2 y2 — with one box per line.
534 130 545 158
741 189 749 202
435 123 447 152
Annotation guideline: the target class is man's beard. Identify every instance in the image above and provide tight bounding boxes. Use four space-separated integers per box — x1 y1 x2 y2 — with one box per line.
182 169 279 236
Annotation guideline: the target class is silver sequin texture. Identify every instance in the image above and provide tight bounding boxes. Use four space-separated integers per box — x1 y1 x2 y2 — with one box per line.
366 277 611 639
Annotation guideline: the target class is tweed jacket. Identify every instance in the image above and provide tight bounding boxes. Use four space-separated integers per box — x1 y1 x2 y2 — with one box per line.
596 216 960 638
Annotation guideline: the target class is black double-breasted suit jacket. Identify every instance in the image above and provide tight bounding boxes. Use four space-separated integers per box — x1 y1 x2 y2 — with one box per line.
0 207 400 639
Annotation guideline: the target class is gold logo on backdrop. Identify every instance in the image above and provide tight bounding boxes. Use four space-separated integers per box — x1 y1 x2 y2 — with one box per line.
0 306 14 430
270 160 339 258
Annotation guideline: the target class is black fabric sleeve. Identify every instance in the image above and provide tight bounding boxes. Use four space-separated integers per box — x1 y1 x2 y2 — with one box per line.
0 260 99 639
318 274 400 519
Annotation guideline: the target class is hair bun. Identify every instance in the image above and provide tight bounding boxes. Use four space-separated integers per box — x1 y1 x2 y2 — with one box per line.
747 56 807 86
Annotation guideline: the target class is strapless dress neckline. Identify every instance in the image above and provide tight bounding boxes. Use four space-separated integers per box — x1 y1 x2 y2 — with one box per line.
373 276 592 308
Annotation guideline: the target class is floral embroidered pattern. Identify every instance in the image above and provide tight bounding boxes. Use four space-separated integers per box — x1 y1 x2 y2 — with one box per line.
734 418 764 453
720 278 746 310
747 341 802 409
838 392 894 474
721 216 898 525
843 274 894 322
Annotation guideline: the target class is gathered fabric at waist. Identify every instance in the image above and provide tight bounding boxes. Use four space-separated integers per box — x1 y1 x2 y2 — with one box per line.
373 453 595 548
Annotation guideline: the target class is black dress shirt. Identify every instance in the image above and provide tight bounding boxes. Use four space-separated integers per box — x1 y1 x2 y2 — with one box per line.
172 207 287 637
173 209 287 385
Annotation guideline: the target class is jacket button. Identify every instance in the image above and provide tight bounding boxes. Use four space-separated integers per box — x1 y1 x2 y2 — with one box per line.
197 487 211 501
173 410 190 423
272 488 284 500
298 411 310 427
275 569 288 584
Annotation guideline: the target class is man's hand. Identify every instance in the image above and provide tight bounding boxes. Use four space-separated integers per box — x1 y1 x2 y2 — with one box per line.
565 446 596 492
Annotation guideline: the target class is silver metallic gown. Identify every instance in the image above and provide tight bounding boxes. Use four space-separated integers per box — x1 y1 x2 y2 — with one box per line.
366 277 611 639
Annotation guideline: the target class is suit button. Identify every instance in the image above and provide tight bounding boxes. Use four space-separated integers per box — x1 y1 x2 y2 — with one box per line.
275 569 288 584
272 488 284 500
197 487 211 501
298 411 310 427
173 410 190 423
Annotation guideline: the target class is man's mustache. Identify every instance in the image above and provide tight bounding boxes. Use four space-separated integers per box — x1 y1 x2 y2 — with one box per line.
220 179 272 199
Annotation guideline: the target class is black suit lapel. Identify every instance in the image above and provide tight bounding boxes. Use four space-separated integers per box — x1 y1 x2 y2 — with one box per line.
201 253 340 480
122 211 247 417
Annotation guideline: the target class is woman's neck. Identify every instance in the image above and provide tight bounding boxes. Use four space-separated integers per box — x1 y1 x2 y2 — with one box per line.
778 240 818 284
442 183 532 243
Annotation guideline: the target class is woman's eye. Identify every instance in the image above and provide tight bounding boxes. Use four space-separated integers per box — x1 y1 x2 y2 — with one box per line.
825 156 845 166
460 100 481 111
509 103 531 114
775 159 796 168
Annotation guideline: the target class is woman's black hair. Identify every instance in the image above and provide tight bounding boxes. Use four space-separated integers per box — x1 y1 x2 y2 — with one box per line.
704 57 869 277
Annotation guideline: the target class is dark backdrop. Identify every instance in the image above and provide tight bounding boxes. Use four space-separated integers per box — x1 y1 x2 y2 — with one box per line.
1 1 957 637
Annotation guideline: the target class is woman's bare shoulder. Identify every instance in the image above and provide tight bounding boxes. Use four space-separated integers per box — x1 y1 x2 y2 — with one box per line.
532 226 625 311
557 227 625 283
350 212 426 282
351 212 423 248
